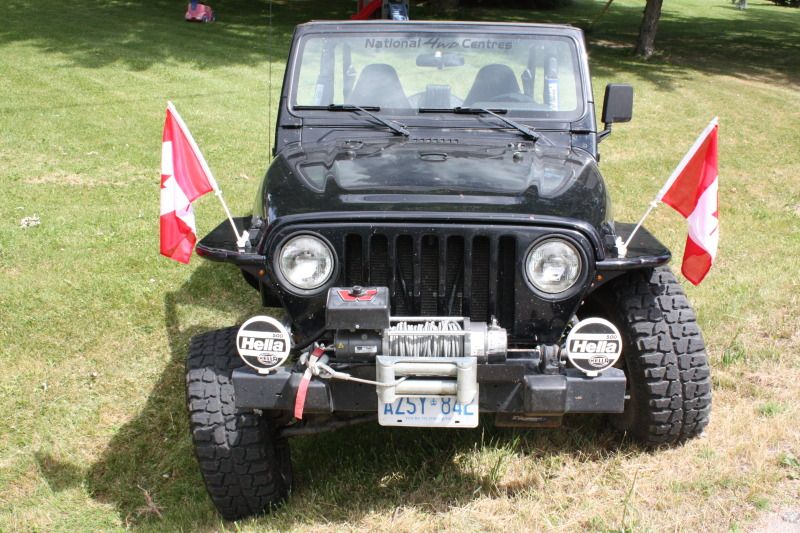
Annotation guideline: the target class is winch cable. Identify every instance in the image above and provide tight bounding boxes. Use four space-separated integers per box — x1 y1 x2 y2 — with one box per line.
386 320 463 358
293 345 407 420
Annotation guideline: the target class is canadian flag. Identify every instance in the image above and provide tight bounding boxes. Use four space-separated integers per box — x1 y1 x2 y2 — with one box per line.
657 118 719 285
160 102 217 263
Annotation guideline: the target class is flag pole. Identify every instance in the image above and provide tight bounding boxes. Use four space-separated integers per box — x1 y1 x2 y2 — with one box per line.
618 199 658 258
167 102 250 249
618 117 719 258
213 188 250 249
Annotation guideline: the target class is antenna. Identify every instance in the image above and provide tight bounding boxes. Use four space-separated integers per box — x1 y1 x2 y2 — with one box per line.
267 0 274 161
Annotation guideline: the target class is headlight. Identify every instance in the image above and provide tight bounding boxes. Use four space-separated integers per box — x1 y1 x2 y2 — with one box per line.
278 235 334 290
525 239 582 294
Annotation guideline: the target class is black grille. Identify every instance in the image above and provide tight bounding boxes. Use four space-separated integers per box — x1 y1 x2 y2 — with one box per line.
342 231 516 327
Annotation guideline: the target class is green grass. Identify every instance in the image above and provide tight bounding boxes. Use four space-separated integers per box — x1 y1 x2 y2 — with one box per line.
779 452 800 479
1 0 799 531
758 401 787 417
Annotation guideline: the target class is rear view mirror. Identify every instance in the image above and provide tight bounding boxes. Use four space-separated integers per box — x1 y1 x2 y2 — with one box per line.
416 52 465 69
602 84 633 125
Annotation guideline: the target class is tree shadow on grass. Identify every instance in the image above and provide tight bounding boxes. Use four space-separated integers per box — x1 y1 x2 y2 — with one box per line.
1 0 351 71
4 0 797 87
35 260 645 529
417 0 800 89
653 2 800 86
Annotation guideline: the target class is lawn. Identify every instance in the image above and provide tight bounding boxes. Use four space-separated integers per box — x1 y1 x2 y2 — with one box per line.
1 0 799 531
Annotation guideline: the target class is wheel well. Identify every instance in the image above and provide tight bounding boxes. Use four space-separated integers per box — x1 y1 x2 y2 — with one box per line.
241 270 260 290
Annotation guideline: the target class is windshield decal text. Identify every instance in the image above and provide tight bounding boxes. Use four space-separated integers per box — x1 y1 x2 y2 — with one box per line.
364 37 512 50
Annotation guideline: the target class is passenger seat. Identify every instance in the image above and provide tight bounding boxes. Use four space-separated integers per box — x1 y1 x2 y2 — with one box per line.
346 64 410 109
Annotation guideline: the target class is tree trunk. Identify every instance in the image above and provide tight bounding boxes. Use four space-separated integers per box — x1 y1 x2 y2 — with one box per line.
635 0 663 59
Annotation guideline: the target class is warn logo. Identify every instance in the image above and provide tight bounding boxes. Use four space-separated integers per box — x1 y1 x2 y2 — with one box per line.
337 289 378 302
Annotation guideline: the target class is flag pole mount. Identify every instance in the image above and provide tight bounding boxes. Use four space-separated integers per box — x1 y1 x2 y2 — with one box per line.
618 199 659 258
215 189 250 249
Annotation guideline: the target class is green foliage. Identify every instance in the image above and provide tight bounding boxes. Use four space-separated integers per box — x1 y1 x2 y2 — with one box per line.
758 402 787 418
779 452 800 479
768 0 800 6
720 337 746 367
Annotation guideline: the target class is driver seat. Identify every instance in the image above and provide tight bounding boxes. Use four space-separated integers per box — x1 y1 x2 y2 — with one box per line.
463 64 521 107
347 64 410 108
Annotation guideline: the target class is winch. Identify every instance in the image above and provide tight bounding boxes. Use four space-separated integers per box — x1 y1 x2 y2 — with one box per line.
326 286 507 362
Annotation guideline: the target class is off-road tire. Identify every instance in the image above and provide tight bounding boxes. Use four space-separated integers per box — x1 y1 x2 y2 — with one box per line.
608 266 712 445
186 326 292 520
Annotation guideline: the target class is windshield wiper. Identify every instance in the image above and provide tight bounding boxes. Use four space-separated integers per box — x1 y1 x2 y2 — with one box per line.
418 106 541 142
294 104 410 137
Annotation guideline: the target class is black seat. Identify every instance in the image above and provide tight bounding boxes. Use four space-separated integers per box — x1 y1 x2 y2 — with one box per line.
347 64 410 108
463 64 522 106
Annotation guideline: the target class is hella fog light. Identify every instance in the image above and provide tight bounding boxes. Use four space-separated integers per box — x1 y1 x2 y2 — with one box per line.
526 239 582 294
278 234 334 290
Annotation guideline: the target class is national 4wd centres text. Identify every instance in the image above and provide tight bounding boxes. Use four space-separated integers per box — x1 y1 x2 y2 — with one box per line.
365 37 513 50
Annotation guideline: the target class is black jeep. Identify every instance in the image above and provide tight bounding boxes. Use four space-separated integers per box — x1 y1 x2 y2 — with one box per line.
187 21 711 520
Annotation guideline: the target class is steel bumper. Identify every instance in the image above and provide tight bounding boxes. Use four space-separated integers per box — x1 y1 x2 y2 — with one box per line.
232 364 626 415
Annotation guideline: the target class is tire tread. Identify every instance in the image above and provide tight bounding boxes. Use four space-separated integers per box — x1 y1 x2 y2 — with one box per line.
186 326 290 520
611 266 711 444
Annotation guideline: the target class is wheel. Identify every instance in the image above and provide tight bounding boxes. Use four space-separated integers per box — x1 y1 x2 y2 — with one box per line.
607 266 712 445
186 326 292 520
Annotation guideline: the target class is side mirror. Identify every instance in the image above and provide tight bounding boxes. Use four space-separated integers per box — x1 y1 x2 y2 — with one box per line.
602 84 633 124
599 84 633 141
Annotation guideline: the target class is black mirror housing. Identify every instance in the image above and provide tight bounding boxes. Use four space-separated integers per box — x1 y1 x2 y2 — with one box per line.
601 84 633 125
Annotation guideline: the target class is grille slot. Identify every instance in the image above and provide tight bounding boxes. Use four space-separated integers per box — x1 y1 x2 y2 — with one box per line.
471 236 490 322
344 234 362 285
497 236 516 326
445 236 464 316
396 236 413 315
420 236 439 315
343 231 515 328
369 234 389 287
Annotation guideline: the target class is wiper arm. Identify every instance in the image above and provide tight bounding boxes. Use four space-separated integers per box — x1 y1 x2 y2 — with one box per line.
348 105 410 137
418 106 540 142
456 107 541 141
294 104 410 137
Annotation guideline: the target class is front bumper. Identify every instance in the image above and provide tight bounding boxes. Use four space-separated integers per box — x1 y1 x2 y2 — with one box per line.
232 363 626 415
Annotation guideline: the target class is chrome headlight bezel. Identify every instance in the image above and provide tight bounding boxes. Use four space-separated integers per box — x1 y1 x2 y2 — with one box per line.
274 233 336 294
524 237 585 298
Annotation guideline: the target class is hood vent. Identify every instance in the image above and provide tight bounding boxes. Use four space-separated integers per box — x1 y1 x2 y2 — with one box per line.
408 137 460 144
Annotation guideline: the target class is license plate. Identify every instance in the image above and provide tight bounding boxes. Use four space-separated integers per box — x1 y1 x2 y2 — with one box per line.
378 393 479 428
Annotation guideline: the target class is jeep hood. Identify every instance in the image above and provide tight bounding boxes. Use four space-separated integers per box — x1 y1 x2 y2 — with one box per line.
261 139 610 229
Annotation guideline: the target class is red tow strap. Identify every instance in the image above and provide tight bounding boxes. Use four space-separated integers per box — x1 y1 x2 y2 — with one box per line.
293 346 325 420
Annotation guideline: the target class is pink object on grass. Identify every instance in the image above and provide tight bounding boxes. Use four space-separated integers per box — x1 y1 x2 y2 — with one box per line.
351 0 381 19
185 3 214 23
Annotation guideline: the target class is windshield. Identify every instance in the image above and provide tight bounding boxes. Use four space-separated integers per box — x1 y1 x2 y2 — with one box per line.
292 31 584 120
